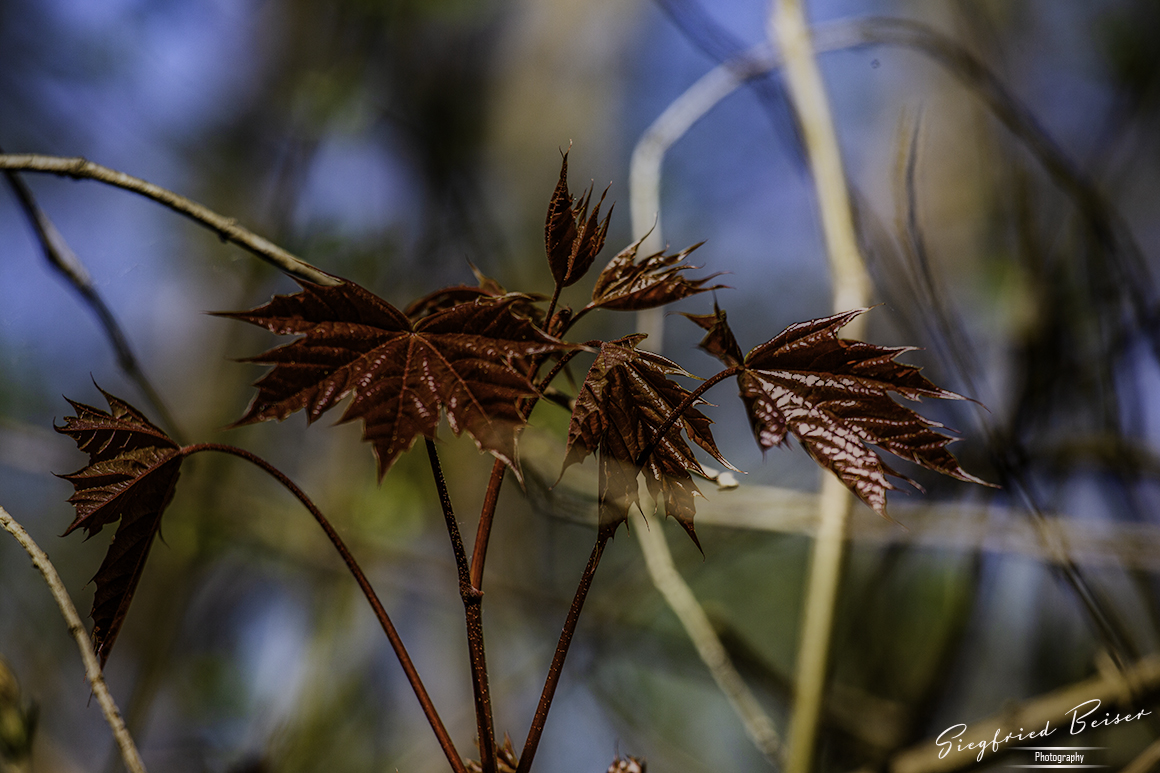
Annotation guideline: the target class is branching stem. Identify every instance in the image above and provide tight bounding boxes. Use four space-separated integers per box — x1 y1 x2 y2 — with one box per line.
183 443 466 773
472 347 585 593
469 459 506 592
425 439 498 773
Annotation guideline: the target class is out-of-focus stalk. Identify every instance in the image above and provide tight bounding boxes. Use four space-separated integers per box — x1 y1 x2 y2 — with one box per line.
767 2 871 772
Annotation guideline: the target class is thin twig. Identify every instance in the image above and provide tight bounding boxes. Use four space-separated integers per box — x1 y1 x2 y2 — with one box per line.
631 509 782 765
182 444 467 773
0 154 336 286
425 439 497 773
634 367 740 469
516 532 610 773
628 49 767 353
469 459 508 592
2 166 184 442
0 505 148 773
470 346 587 591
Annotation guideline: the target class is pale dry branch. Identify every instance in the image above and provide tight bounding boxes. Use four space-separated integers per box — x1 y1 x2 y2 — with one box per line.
631 509 783 766
768 3 871 771
0 154 337 286
0 505 148 773
523 427 1160 569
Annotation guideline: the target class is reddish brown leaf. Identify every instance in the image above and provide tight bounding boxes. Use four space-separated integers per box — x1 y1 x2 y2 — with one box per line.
587 235 726 312
55 388 184 666
403 285 493 321
218 280 575 479
682 302 743 368
690 308 990 518
402 263 544 322
545 152 612 290
563 336 732 546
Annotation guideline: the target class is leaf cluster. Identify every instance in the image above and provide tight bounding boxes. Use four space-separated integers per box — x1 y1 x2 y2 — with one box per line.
54 152 988 668
52 153 987 769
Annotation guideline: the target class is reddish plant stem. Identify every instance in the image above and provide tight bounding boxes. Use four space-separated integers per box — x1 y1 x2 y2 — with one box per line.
533 349 585 401
182 443 467 773
470 348 586 591
425 439 498 773
469 459 507 591
634 366 740 467
543 284 563 334
516 531 610 773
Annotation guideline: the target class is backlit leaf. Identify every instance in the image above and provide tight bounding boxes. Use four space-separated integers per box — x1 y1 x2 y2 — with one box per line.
403 264 544 323
587 235 725 312
690 308 991 518
545 151 612 290
682 303 743 368
563 336 732 546
56 388 183 666
219 279 575 479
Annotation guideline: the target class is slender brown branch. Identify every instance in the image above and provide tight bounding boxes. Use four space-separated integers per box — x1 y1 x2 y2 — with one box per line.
0 154 336 286
183 443 466 773
634 366 741 467
0 505 148 773
469 459 507 592
544 284 563 335
425 439 497 773
516 532 610 773
533 349 586 397
2 165 184 442
472 348 587 590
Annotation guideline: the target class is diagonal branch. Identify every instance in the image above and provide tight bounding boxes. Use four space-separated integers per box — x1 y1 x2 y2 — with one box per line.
632 508 782 765
0 154 335 286
516 531 610 773
2 166 183 441
0 505 148 773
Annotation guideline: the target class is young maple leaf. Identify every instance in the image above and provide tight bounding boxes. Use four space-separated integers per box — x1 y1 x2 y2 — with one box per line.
686 306 992 518
402 263 545 323
562 335 734 547
55 388 184 667
218 279 575 480
585 233 726 312
545 151 612 290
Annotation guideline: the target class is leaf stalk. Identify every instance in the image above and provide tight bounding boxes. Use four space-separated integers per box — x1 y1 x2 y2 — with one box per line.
184 443 467 773
425 439 498 773
516 530 610 773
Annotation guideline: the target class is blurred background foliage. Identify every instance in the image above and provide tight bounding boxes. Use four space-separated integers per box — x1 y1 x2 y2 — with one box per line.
2 0 1160 771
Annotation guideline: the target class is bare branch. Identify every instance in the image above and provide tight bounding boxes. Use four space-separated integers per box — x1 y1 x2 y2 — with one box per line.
0 505 148 773
0 154 337 286
2 166 183 441
631 509 782 766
